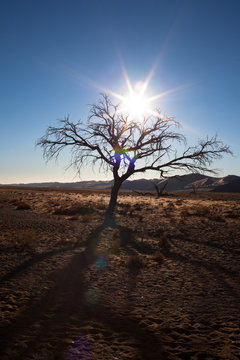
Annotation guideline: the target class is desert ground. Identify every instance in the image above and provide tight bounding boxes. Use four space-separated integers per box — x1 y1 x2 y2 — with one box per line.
0 187 239 360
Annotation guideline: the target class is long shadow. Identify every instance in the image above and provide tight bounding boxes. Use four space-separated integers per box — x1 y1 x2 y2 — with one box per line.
0 215 168 360
164 244 240 304
177 228 240 256
0 242 86 283
119 226 156 254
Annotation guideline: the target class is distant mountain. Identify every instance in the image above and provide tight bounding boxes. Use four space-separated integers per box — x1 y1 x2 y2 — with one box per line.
212 179 240 193
0 180 114 189
154 173 212 191
1 174 240 192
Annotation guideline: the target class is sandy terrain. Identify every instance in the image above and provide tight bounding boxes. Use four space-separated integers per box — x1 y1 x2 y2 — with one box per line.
0 187 239 360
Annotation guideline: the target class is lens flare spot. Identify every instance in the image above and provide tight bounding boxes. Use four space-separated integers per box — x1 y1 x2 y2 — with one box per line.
94 255 107 270
65 334 91 359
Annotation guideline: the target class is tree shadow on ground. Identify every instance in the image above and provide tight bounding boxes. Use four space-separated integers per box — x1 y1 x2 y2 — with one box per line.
176 230 240 257
0 243 86 283
0 215 168 360
163 241 240 304
101 215 158 255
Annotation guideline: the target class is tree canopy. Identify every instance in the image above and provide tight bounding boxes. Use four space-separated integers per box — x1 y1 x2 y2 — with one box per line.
37 93 231 215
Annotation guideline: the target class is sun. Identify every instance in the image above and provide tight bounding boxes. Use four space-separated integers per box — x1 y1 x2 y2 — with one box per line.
101 65 184 123
120 81 151 121
85 61 186 123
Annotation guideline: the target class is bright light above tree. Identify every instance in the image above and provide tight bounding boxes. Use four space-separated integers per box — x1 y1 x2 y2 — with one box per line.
101 64 185 123
120 82 151 121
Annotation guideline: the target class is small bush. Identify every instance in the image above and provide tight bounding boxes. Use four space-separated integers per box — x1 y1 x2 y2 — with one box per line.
127 210 134 217
208 212 225 222
180 207 191 217
180 205 210 218
80 214 91 223
159 233 171 248
16 202 31 210
175 199 183 206
226 211 239 219
53 205 94 216
118 209 127 215
134 203 143 211
10 198 19 205
152 250 164 262
127 254 146 271
148 227 165 237
15 229 37 247
193 205 211 217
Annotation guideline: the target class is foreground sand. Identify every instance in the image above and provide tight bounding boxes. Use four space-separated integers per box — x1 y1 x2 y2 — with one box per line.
0 188 239 360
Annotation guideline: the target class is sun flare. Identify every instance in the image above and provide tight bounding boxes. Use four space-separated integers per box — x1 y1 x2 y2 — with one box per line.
103 66 184 123
120 86 150 120
87 61 186 123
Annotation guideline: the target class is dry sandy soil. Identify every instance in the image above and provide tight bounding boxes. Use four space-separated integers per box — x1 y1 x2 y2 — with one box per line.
0 187 240 360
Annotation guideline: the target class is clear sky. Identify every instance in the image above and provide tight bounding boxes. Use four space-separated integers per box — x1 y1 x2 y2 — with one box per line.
0 0 239 184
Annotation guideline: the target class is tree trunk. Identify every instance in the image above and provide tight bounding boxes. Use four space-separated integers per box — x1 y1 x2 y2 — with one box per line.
106 179 122 217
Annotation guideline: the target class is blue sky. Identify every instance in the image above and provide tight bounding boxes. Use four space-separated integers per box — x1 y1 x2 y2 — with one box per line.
0 0 239 184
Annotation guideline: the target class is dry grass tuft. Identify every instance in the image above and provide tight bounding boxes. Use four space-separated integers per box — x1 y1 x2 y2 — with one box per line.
193 205 211 217
16 202 31 210
15 229 37 247
126 254 146 271
208 212 225 222
159 233 171 248
226 209 239 218
53 204 94 216
134 203 143 211
151 250 164 262
179 203 226 222
79 214 92 223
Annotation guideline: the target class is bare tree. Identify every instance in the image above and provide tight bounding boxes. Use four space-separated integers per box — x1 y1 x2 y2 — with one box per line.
153 180 168 197
37 93 231 216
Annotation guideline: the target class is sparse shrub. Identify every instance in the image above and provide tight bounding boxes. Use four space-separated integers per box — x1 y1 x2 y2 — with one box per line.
137 214 143 222
193 205 211 217
148 227 165 238
152 250 164 262
127 209 135 218
180 205 211 218
225 210 239 219
96 203 106 211
53 204 94 216
169 217 177 224
10 198 20 205
15 229 37 247
180 207 191 217
208 212 225 222
175 199 183 206
181 204 225 222
0 196 12 203
118 209 127 215
80 214 91 223
118 202 126 208
134 203 143 211
47 200 60 208
166 202 175 209
127 254 146 271
156 232 171 249
16 202 31 210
